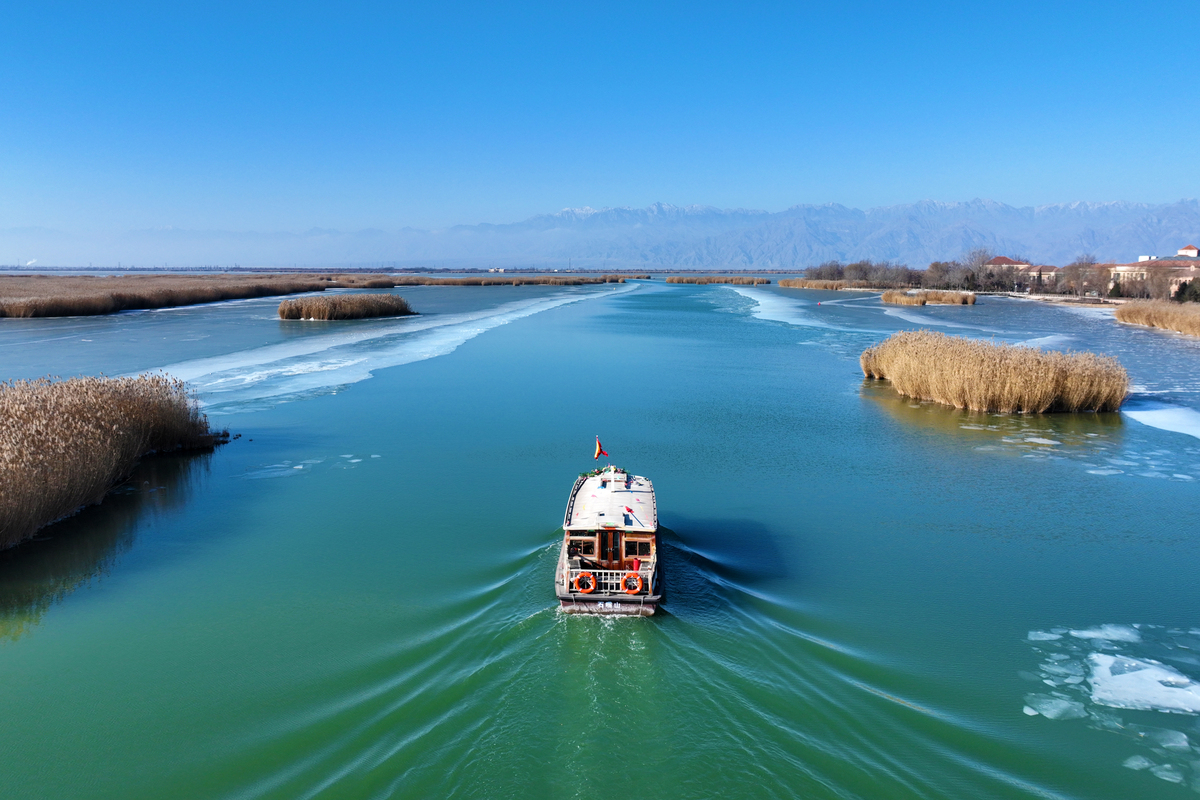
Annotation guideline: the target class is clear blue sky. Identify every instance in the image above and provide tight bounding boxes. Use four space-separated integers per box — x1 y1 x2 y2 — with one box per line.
2 1 1198 232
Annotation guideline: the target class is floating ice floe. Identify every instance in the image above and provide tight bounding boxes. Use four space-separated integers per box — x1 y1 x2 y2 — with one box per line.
1150 764 1184 783
1088 654 1200 713
1122 755 1154 771
1024 623 1200 789
1069 624 1141 642
1023 693 1087 719
1122 398 1200 442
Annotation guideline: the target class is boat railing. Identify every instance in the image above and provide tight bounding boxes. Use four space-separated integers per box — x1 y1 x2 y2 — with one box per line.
562 475 587 528
566 567 652 595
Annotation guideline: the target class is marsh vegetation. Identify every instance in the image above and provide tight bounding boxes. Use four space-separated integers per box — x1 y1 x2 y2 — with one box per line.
860 331 1127 413
278 294 416 320
0 375 224 549
0 273 401 317
664 276 771 285
881 290 977 305
777 278 870 290
1115 301 1200 337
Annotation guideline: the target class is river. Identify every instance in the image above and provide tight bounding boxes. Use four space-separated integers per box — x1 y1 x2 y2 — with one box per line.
2 281 1199 799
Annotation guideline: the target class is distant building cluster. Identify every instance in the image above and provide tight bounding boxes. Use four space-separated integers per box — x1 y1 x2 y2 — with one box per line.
983 256 1060 287
983 245 1200 298
1112 245 1200 296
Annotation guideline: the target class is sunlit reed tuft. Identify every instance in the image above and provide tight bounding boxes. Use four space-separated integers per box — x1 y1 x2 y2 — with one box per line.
664 276 771 285
1114 301 1200 336
881 290 976 306
778 278 869 290
278 294 416 320
0 376 224 549
860 331 1128 413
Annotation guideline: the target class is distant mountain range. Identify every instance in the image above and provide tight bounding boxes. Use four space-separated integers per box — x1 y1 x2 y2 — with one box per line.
5 199 1200 268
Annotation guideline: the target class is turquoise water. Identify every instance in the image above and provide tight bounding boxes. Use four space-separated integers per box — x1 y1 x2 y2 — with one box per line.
3 283 1200 799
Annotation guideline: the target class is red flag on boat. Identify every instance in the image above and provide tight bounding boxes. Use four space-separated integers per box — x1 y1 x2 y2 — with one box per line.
594 436 608 460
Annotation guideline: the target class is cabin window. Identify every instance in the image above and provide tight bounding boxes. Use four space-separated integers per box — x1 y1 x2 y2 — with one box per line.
624 540 651 557
569 538 595 556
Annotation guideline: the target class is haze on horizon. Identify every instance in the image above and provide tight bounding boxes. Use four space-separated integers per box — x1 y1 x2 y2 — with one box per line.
3 1 1199 263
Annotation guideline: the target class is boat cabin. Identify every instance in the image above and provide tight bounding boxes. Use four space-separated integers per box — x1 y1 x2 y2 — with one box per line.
559 467 660 607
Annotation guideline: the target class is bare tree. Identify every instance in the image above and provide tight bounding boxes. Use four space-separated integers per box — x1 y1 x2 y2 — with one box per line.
923 261 954 289
1147 267 1175 300
959 247 994 272
1088 263 1114 297
1062 254 1098 297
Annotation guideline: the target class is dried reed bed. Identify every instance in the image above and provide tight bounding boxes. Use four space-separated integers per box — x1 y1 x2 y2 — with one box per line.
926 290 976 305
279 293 415 320
0 375 224 549
390 274 641 286
0 273 401 318
665 276 771 285
881 290 926 305
778 278 872 290
881 290 977 306
1115 301 1200 336
860 331 1128 413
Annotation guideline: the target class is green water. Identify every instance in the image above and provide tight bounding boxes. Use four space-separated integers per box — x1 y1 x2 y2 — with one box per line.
3 283 1200 799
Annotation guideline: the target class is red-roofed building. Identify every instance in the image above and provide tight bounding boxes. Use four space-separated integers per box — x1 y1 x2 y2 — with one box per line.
1014 264 1059 288
1111 244 1200 297
984 255 1030 269
984 256 1058 289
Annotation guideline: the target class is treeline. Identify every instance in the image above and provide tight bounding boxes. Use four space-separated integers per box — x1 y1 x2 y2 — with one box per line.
799 250 1024 291
798 249 1199 300
801 260 922 288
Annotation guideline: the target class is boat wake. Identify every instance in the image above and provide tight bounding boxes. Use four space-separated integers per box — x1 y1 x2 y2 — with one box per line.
144 286 633 413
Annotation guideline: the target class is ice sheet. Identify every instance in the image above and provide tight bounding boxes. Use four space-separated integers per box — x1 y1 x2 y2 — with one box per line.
1088 654 1200 713
1122 397 1200 441
1069 624 1141 642
1023 693 1087 719
727 287 849 330
137 286 630 413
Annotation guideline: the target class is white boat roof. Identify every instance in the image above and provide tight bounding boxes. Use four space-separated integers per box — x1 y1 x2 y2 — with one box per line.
564 467 657 533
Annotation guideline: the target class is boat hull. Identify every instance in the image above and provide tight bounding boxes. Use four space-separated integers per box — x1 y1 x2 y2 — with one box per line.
559 597 658 616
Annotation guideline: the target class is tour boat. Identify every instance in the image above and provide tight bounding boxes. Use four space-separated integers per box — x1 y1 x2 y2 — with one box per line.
556 465 662 615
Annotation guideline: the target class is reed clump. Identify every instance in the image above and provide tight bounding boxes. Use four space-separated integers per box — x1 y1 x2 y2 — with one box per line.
881 290 976 306
1115 301 1200 336
926 290 976 305
778 278 872 290
0 274 403 318
0 375 224 549
278 293 416 320
860 331 1128 413
881 290 926 305
665 276 771 285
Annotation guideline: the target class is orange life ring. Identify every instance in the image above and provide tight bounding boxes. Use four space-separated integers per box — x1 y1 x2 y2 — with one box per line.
574 572 596 594
622 572 643 594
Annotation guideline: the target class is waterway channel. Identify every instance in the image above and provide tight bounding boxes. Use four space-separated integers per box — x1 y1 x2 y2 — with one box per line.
2 281 1199 799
